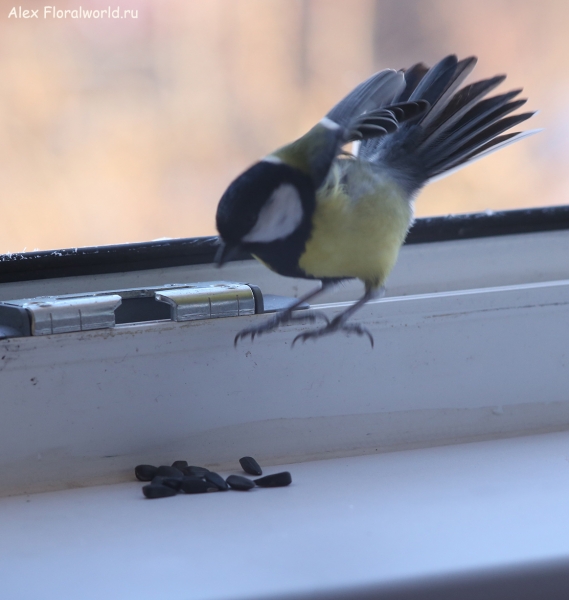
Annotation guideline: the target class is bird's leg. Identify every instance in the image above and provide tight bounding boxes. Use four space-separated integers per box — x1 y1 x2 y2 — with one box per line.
234 282 333 346
292 286 384 348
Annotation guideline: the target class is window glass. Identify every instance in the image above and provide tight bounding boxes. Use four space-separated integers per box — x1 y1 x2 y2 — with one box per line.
0 0 563 253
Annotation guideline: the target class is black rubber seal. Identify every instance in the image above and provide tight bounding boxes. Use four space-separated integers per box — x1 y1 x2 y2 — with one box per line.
1 205 568 284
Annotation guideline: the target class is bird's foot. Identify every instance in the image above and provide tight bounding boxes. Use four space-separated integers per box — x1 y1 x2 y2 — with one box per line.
291 317 374 348
234 310 329 346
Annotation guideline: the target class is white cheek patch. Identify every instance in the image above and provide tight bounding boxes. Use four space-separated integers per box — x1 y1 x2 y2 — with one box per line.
242 184 303 243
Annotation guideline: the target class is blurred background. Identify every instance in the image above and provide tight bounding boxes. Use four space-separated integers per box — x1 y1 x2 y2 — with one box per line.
0 0 567 254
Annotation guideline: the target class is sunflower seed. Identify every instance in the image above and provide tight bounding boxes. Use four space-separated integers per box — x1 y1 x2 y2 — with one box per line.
156 465 184 478
239 456 262 476
135 464 158 482
181 476 218 494
171 460 188 470
226 475 255 491
183 466 210 478
204 471 229 491
254 472 292 488
152 476 182 491
142 484 177 499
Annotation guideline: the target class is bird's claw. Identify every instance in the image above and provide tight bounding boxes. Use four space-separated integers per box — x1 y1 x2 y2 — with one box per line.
234 311 329 347
291 321 374 348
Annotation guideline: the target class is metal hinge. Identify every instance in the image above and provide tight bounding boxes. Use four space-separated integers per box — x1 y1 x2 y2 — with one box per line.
0 282 306 339
155 282 257 321
20 295 123 336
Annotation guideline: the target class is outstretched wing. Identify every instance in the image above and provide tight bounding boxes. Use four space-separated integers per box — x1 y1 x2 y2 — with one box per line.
357 55 537 193
272 70 428 189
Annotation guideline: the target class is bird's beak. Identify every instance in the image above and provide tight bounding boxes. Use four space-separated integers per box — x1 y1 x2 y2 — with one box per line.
214 241 240 267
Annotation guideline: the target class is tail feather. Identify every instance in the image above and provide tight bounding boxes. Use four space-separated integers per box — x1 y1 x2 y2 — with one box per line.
417 56 477 128
408 55 458 104
425 99 528 168
362 55 537 192
428 129 541 181
428 111 535 173
422 75 507 144
396 63 429 102
445 92 525 140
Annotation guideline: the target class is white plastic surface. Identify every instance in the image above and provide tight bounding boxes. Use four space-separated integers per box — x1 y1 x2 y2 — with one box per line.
3 432 569 600
2 279 569 496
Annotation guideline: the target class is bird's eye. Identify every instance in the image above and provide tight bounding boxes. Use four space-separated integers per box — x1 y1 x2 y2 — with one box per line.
242 184 303 243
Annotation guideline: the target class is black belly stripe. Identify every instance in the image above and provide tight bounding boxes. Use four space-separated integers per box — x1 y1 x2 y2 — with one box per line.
245 236 313 279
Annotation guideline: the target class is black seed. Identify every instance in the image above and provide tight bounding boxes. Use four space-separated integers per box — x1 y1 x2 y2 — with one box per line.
204 471 229 491
143 484 177 499
152 476 182 491
254 472 292 488
171 460 188 470
183 466 210 478
156 465 184 478
181 476 218 494
226 475 255 491
239 456 262 476
135 464 158 482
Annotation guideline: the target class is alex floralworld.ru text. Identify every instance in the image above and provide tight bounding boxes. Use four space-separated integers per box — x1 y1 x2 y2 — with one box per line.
8 6 138 19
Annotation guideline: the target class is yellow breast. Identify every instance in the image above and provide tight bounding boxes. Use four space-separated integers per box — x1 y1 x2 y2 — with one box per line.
298 161 412 288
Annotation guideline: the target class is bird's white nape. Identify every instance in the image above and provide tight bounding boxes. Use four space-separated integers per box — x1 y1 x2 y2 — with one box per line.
262 155 283 165
319 117 341 130
242 184 303 243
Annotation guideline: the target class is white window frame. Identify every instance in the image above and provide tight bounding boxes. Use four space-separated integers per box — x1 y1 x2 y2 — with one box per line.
1 208 569 599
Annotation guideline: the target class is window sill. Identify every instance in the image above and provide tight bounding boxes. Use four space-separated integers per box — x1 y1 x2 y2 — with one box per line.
3 431 569 600
1 210 569 596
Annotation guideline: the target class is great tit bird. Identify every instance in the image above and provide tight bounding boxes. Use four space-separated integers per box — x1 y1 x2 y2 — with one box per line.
216 54 537 347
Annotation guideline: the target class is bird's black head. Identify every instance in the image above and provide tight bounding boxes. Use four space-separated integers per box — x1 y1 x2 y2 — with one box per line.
216 160 316 275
